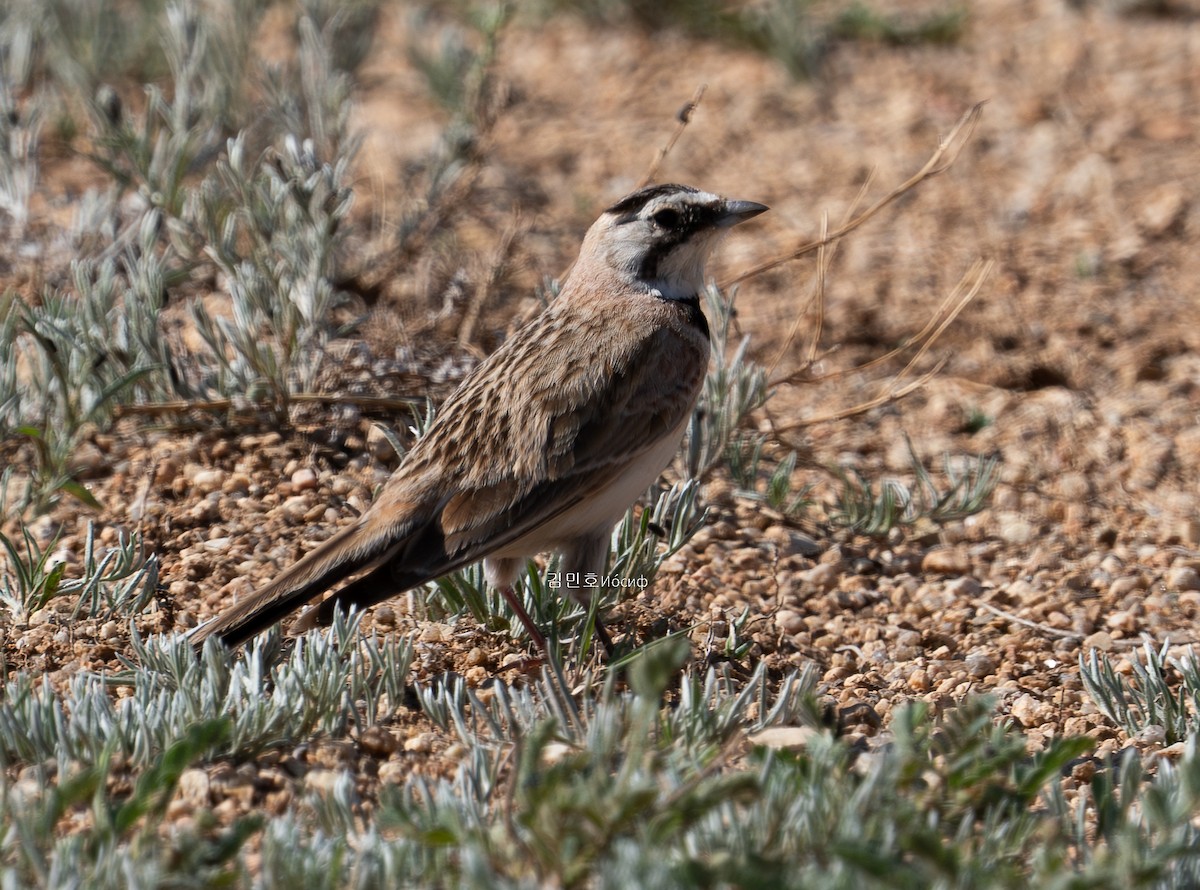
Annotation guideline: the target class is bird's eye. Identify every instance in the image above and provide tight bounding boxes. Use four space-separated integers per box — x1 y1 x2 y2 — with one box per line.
652 208 682 228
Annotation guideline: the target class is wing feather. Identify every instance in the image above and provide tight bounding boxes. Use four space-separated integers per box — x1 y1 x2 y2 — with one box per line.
435 319 706 558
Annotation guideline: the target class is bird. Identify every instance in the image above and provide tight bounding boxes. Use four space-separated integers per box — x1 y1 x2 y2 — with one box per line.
188 183 768 654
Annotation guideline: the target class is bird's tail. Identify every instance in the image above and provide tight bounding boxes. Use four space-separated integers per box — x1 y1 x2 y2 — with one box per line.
188 516 401 651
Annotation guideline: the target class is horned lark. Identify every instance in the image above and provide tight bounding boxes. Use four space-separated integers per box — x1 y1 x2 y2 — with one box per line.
189 183 767 653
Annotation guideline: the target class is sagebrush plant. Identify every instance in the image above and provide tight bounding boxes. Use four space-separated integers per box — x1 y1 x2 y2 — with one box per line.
528 0 966 81
353 0 510 284
829 436 998 536
189 128 357 411
0 521 158 623
685 284 770 480
1080 642 1200 745
727 433 813 518
0 616 413 772
0 38 39 236
0 212 198 511
164 9 362 413
833 2 966 47
0 717 255 889
0 258 164 512
83 0 265 245
5 630 1200 887
0 0 521 522
0 1 371 514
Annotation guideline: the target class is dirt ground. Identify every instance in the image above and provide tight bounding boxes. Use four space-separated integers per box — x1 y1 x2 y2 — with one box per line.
6 0 1200 799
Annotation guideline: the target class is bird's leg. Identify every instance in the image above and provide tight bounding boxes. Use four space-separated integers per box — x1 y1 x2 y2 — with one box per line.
562 535 618 658
498 585 549 654
486 558 549 654
500 584 613 658
590 614 615 657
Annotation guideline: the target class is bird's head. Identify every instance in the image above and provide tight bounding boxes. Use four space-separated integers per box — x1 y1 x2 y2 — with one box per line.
577 183 768 300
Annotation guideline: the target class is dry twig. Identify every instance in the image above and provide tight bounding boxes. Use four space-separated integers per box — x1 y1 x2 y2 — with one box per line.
765 170 875 382
457 216 526 349
977 600 1199 650
114 392 426 420
637 84 707 190
872 258 992 401
768 357 949 437
767 258 990 433
721 101 985 289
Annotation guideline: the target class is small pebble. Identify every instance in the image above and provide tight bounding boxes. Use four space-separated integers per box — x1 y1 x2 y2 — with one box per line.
802 563 839 592
1177 519 1200 546
1010 693 1046 728
1166 566 1200 592
1135 725 1167 746
922 548 969 575
998 516 1036 546
965 653 996 679
359 726 399 756
291 468 319 491
281 495 311 521
775 610 805 635
177 769 211 807
464 647 488 667
305 769 344 795
191 468 225 495
378 761 407 784
404 733 436 754
419 624 450 643
155 458 181 486
945 576 982 598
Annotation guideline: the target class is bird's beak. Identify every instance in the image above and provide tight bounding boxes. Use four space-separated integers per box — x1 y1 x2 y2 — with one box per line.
717 199 769 228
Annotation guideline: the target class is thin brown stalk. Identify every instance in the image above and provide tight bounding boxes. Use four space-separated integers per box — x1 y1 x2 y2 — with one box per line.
762 213 829 381
457 216 525 349
978 601 1199 649
766 170 874 383
114 392 427 419
636 84 707 189
770 357 948 433
808 212 829 367
765 257 991 434
720 101 984 289
774 266 976 387
874 258 993 401
976 601 1083 640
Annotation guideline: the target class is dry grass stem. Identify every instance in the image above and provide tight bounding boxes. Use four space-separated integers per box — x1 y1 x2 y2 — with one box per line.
721 101 985 289
776 258 989 388
977 601 1198 650
874 258 993 401
806 211 830 368
770 357 949 433
457 216 525 349
766 170 874 382
768 258 991 433
114 392 427 420
636 84 708 190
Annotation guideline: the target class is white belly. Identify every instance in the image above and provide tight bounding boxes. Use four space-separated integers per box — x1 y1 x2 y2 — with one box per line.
493 417 689 558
